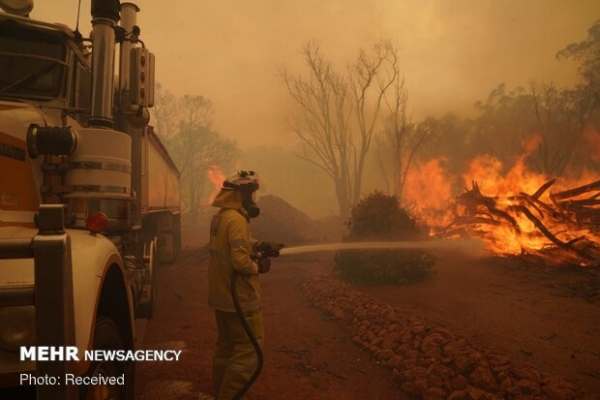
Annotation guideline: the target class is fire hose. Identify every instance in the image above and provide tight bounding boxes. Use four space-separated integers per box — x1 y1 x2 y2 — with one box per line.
230 242 284 400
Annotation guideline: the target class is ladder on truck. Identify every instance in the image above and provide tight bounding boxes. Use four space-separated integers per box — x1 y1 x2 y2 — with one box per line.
0 204 77 400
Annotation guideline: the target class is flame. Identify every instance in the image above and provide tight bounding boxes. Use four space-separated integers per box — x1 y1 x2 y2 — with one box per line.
207 165 226 205
405 135 600 266
462 155 548 198
462 135 547 198
403 158 454 230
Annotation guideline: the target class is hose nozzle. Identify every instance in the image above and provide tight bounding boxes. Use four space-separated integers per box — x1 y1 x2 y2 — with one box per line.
255 242 285 259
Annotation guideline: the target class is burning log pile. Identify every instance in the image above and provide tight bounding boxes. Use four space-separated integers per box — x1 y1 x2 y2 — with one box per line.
303 275 583 400
442 179 600 267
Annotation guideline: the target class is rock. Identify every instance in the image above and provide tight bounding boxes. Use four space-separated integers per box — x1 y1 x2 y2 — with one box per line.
389 355 404 370
427 373 445 389
488 353 510 369
377 349 394 362
469 365 497 391
423 344 443 359
400 381 419 396
395 343 412 355
541 379 577 400
412 337 422 350
448 390 469 400
404 349 419 361
499 376 516 395
441 356 453 365
423 386 446 400
451 374 469 390
495 370 509 383
417 356 434 367
400 332 413 344
465 386 493 400
515 379 541 395
443 341 460 356
412 366 428 380
414 378 429 395
422 333 445 352
512 365 541 382
412 324 426 335
454 353 477 374
381 331 399 350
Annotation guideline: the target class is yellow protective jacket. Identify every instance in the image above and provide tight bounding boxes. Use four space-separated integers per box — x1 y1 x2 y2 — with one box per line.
208 189 261 313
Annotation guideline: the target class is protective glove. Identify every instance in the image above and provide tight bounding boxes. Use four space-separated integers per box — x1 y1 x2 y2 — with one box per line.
255 241 284 258
257 257 271 274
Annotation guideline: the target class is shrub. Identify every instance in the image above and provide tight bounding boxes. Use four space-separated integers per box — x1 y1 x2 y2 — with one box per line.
334 250 435 284
348 191 419 240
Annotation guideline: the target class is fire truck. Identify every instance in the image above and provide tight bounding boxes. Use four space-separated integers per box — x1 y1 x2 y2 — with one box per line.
0 0 180 398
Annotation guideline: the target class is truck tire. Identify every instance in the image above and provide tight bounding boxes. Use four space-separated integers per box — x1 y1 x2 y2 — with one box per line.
137 238 158 319
80 317 134 400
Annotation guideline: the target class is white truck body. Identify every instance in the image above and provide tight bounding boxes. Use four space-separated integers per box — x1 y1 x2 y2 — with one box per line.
0 2 180 397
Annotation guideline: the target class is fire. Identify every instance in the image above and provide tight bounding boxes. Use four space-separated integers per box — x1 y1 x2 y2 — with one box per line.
403 159 454 229
462 135 547 198
207 165 226 205
405 136 600 266
462 154 547 199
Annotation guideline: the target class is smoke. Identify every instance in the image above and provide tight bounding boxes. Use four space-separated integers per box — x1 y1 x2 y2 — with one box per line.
30 1 600 218
32 0 599 147
280 238 488 258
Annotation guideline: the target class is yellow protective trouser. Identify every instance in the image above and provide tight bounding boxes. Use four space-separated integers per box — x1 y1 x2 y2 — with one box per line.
213 310 264 400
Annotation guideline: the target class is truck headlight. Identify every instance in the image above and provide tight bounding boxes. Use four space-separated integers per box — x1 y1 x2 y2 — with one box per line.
0 306 35 352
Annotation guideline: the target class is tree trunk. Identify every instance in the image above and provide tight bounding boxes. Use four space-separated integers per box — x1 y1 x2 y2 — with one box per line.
334 177 350 219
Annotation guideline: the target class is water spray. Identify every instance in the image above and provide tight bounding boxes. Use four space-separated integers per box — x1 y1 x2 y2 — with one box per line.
279 238 487 257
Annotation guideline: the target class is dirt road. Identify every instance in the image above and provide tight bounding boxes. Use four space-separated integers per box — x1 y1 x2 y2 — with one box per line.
135 250 404 399
135 242 600 399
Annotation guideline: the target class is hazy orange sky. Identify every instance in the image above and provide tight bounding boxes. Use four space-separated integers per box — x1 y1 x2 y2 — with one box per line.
32 1 599 147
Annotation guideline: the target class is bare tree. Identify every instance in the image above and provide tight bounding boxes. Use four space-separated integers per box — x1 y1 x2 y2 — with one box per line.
349 40 399 206
283 41 399 217
374 65 434 200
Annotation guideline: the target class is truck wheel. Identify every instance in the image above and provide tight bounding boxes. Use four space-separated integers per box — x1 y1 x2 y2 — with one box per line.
137 238 158 319
81 317 134 400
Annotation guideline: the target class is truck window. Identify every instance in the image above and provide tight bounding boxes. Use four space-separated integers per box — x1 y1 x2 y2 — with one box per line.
0 22 67 100
69 57 91 111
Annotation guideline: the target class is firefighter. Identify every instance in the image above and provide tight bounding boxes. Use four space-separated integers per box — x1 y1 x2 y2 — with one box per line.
208 170 270 399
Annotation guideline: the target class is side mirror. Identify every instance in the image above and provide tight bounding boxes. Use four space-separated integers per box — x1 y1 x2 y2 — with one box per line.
130 47 155 108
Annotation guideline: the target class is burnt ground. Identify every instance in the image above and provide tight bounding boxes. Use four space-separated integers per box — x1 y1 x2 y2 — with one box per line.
135 244 600 399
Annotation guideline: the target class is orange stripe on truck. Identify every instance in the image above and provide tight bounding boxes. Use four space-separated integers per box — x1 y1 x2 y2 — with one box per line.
0 132 39 220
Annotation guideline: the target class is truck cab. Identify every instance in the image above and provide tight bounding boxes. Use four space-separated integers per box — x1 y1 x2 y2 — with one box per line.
0 1 181 398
